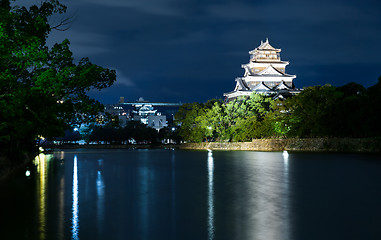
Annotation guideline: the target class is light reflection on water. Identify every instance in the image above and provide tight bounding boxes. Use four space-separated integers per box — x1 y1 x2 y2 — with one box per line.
207 149 215 240
58 171 65 240
283 151 290 240
139 158 150 240
171 151 176 240
229 151 290 240
72 155 79 240
96 159 105 235
57 151 65 240
4 149 381 240
35 153 49 240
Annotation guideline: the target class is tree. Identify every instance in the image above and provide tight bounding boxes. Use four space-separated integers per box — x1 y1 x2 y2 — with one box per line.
117 120 158 144
366 76 381 137
284 85 343 137
201 101 226 141
175 93 281 142
222 93 276 140
0 0 116 162
175 102 209 142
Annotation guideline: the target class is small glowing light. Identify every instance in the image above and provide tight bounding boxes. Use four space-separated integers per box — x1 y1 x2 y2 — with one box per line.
283 150 289 158
39 147 44 152
73 127 79 131
25 170 31 177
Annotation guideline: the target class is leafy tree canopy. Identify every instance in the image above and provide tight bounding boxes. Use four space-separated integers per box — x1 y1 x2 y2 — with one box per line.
175 79 381 142
0 0 116 161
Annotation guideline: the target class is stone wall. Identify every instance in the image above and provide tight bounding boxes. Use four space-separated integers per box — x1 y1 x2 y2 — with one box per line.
179 138 381 152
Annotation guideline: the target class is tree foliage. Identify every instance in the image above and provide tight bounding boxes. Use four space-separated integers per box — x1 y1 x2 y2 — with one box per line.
175 94 285 142
175 80 381 142
285 80 381 138
0 0 116 161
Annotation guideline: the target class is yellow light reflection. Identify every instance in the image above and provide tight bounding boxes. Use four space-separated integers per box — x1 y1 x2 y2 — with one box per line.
34 153 51 240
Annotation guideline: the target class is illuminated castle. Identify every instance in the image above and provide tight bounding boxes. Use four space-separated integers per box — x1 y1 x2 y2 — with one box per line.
224 38 300 100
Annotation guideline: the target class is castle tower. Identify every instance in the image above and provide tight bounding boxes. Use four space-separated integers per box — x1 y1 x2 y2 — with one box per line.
224 38 300 100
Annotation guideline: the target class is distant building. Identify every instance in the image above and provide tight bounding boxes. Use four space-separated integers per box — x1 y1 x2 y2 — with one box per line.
104 104 124 116
224 38 301 101
131 104 167 130
104 98 182 131
147 115 167 131
121 98 182 125
132 104 158 124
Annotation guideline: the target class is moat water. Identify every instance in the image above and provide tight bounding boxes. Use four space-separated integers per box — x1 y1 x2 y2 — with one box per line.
1 149 381 240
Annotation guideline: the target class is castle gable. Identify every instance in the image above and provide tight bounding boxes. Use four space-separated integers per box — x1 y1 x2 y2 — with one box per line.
252 82 270 91
274 81 291 90
257 38 277 50
257 65 284 76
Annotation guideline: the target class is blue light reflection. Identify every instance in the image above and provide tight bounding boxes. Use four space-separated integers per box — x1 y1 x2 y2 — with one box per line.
72 155 79 240
96 159 105 233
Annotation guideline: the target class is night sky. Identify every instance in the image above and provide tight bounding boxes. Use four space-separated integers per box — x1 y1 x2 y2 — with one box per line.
15 0 381 103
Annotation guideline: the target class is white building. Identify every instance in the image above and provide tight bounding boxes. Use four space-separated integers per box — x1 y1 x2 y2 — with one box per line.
132 104 168 131
224 38 300 101
147 115 167 131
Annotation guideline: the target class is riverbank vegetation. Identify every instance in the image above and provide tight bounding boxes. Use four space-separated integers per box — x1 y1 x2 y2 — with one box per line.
175 79 381 142
54 121 180 145
0 1 116 164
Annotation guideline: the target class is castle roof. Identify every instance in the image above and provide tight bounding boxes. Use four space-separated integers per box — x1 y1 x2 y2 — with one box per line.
274 81 292 90
234 77 249 91
252 81 270 91
255 65 295 78
249 38 281 54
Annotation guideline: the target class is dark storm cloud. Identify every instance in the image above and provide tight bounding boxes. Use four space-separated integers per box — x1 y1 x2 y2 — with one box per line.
13 0 381 103
79 0 186 16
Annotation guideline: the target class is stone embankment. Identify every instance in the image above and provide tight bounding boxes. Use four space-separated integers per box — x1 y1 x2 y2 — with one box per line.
179 138 381 152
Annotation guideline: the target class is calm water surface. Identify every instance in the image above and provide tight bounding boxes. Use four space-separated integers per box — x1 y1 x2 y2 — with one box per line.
1 149 381 240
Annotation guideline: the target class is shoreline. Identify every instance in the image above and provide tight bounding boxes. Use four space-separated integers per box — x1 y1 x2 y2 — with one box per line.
45 143 179 150
179 138 381 152
1 138 380 182
46 138 381 153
